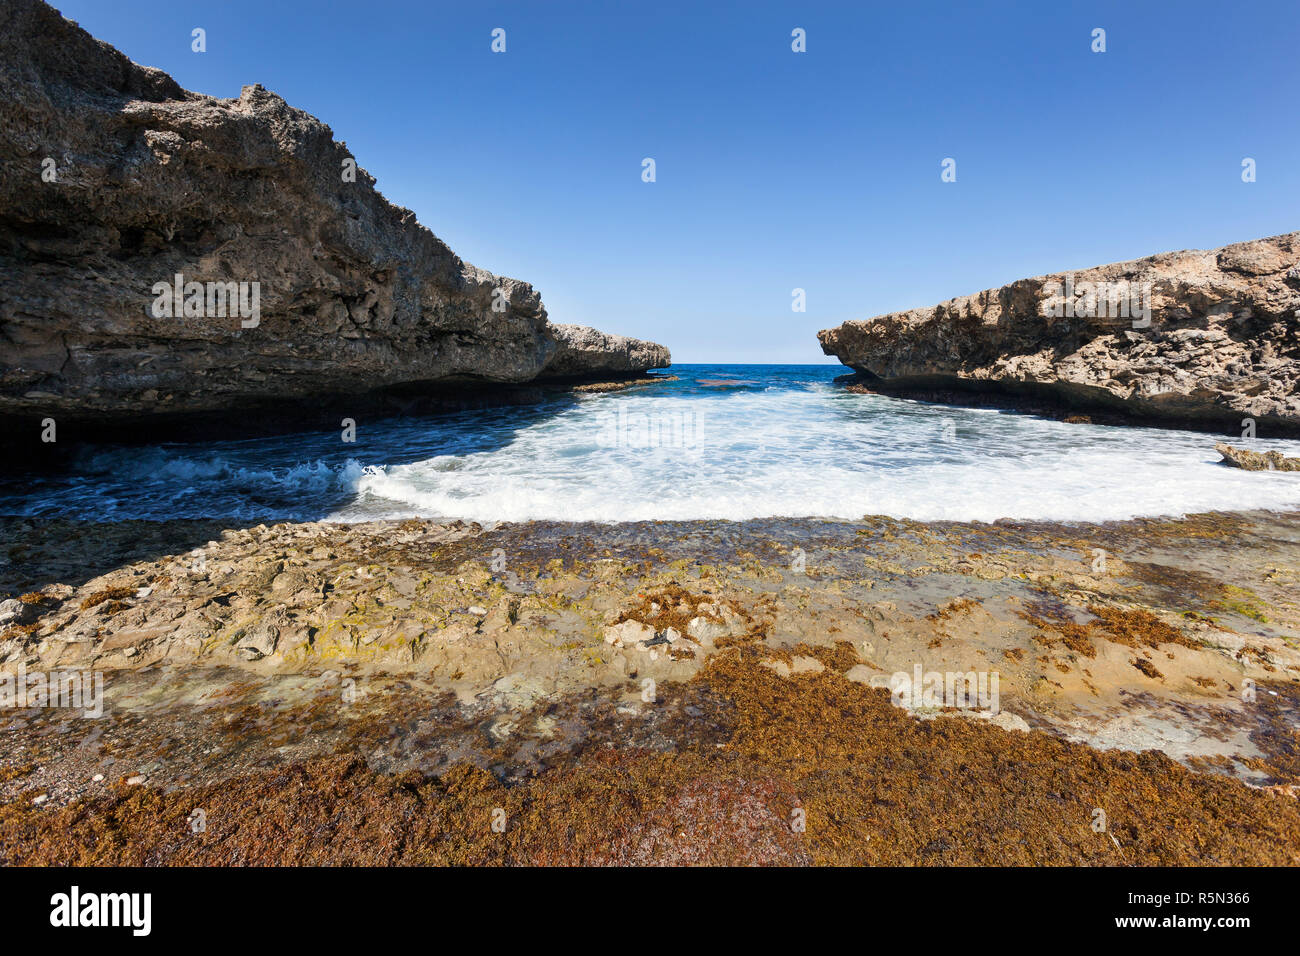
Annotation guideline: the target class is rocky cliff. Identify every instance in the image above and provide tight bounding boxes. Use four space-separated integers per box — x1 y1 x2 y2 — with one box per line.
539 324 671 380
0 0 666 444
819 233 1300 434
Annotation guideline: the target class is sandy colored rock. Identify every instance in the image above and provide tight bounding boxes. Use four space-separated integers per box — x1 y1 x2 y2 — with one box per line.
990 712 1030 732
540 324 671 380
604 619 655 648
760 655 826 678
819 232 1300 432
2 511 1300 865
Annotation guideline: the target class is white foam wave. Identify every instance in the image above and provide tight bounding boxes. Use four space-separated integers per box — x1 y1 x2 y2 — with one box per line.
331 389 1300 523
11 380 1300 523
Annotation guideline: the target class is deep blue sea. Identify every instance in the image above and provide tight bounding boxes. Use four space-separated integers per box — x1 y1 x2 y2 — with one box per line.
4 364 1300 524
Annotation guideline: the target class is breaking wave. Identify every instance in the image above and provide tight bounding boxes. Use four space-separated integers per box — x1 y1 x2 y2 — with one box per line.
4 366 1300 524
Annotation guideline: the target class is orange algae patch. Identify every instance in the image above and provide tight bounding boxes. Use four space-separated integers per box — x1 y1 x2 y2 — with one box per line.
1022 601 1200 659
2 651 1298 866
78 585 136 611
1086 605 1198 650
927 598 981 622
612 583 731 633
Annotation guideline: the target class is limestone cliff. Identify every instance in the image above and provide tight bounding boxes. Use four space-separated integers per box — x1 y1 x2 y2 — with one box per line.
0 0 667 443
539 324 671 380
819 232 1300 434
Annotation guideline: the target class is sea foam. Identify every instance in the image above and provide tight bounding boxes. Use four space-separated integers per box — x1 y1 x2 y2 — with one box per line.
4 367 1300 524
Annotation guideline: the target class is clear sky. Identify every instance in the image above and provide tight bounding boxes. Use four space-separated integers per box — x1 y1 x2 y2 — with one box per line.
55 0 1300 363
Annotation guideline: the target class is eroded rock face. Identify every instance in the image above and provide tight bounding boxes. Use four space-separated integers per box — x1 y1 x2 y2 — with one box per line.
0 0 665 440
819 233 1300 433
539 324 671 380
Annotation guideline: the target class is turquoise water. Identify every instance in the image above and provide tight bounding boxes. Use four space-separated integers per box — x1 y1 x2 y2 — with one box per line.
4 364 1300 523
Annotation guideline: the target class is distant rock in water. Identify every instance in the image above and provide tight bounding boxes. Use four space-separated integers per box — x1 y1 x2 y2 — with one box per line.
819 233 1300 434
1215 443 1300 472
0 0 666 442
538 324 670 381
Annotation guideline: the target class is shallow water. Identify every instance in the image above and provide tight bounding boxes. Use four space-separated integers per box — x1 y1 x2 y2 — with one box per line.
4 364 1300 523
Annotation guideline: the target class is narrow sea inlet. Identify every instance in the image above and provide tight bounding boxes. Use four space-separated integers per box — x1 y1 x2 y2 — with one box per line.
4 365 1300 525
5 0 1300 896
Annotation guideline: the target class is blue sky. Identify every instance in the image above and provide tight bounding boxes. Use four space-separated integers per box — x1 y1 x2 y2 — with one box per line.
56 0 1300 362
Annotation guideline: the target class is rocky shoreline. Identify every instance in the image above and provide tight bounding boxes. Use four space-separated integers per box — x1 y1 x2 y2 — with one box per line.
2 511 1298 864
2 0 1298 869
820 232 1300 436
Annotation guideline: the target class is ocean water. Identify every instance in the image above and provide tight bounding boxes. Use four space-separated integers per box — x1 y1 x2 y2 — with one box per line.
4 364 1300 524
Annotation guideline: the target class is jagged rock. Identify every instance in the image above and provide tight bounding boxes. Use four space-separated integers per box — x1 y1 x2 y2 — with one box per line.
0 0 667 440
540 324 671 380
1215 443 1300 472
819 233 1300 433
603 619 655 648
235 607 295 660
0 599 36 627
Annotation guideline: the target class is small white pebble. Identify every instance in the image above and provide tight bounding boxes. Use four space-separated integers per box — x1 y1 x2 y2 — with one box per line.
32 794 48 805
92 773 105 782
126 774 146 786
468 606 487 616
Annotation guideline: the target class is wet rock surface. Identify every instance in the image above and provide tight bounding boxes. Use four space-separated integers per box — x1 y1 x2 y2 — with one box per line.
819 232 1300 433
1216 442 1300 472
1 510 1298 863
1 648 1297 865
